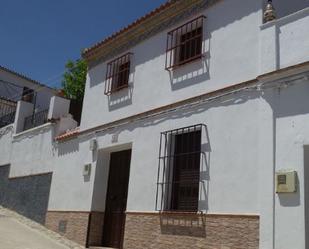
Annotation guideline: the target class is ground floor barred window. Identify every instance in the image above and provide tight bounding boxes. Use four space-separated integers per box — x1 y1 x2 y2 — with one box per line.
156 124 205 212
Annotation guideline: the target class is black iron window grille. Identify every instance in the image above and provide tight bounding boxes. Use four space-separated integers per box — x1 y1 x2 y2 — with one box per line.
156 124 206 212
165 16 205 71
105 53 132 95
23 109 49 131
0 97 17 128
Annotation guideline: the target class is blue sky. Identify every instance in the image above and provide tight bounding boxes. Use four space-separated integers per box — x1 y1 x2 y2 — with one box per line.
0 0 166 88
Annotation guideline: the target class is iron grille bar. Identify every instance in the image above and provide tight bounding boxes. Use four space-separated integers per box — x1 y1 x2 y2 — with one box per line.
159 150 202 159
23 109 49 131
157 180 202 185
105 52 132 95
0 96 17 128
165 15 205 71
161 124 206 135
167 15 206 35
155 124 206 212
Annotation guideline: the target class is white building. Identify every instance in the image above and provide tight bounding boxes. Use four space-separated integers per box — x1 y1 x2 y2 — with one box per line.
0 65 57 128
1 0 309 249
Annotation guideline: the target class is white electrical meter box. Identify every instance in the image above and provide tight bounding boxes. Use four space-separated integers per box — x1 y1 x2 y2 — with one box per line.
276 170 297 193
83 163 91 176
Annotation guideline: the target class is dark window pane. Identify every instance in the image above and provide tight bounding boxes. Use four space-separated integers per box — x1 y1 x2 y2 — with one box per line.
179 27 202 63
171 130 201 211
22 87 34 103
105 53 131 95
165 16 204 70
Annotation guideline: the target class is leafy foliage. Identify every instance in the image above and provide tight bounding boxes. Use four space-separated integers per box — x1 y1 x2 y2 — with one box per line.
62 59 87 101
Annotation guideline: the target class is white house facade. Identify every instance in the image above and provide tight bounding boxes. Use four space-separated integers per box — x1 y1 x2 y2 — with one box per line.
1 0 309 249
0 65 57 129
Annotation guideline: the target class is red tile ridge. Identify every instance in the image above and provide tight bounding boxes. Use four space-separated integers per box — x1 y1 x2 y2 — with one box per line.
55 127 80 141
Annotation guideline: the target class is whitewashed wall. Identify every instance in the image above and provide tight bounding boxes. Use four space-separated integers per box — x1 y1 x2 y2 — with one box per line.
77 1 309 248
0 68 56 110
0 125 14 166
9 124 55 177
82 1 309 132
50 88 262 214
6 76 306 248
260 6 309 74
88 78 308 249
0 123 56 177
48 137 95 211
0 1 308 248
92 94 261 214
81 0 263 130
271 79 309 249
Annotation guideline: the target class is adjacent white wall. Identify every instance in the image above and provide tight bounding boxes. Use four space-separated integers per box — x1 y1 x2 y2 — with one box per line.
13 100 34 134
48 96 70 120
271 79 309 249
278 7 309 68
0 125 14 166
0 68 56 110
260 6 309 74
0 96 76 178
9 124 55 177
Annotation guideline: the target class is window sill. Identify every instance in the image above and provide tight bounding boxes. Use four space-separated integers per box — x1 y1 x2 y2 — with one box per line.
166 54 203 71
105 84 129 96
159 210 203 216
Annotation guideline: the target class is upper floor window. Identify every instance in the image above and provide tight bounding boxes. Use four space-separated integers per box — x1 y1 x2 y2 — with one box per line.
105 53 132 95
156 124 205 212
22 87 35 103
165 16 205 70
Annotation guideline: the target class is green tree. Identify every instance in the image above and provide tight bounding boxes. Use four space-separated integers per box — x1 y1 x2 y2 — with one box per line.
62 59 87 101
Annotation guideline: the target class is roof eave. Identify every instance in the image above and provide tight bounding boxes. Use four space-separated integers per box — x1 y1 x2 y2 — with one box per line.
82 0 213 64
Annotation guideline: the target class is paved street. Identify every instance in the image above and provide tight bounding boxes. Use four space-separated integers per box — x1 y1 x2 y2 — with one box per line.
0 214 68 249
0 207 83 249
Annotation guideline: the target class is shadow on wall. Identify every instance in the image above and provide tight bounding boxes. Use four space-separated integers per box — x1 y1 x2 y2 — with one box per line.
268 80 309 119
98 89 259 214
263 80 309 208
199 125 211 211
107 56 136 111
87 0 260 88
57 138 79 156
117 89 260 132
168 30 211 91
156 124 211 212
108 82 134 111
0 165 52 224
126 0 260 69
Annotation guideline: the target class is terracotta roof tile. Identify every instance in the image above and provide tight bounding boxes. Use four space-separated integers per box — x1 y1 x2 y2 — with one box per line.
82 0 177 58
55 127 80 141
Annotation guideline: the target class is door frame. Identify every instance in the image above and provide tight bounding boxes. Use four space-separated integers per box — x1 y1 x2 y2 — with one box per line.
102 148 132 248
